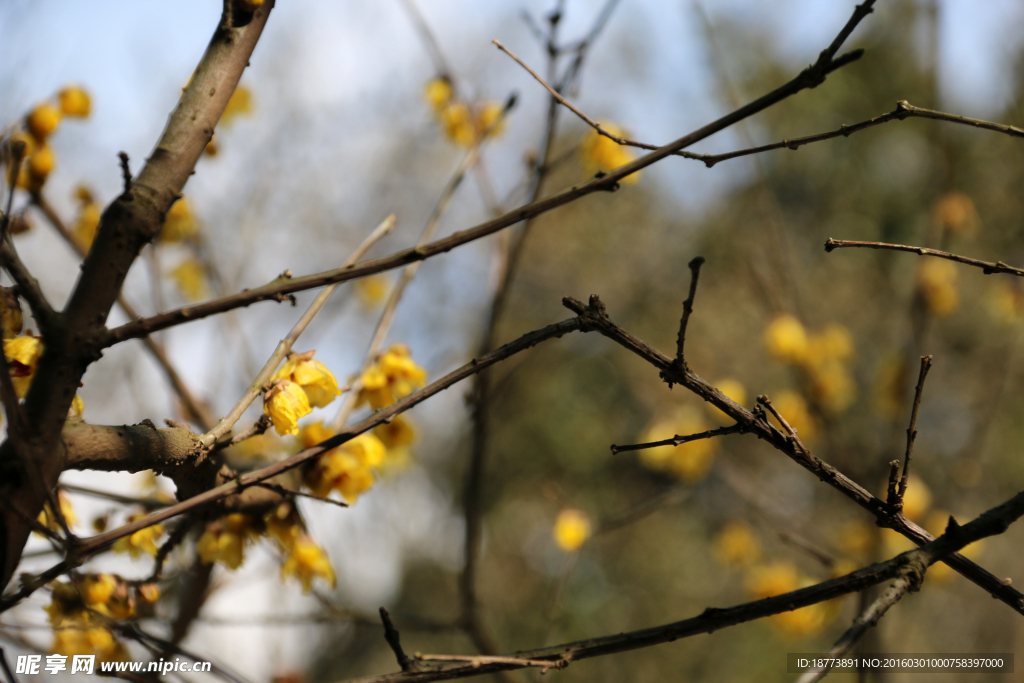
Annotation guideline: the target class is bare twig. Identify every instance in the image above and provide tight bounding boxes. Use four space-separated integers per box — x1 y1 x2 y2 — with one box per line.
894 356 932 509
380 607 417 673
413 654 567 674
610 424 741 454
254 482 349 509
794 573 918 683
103 0 871 348
675 256 705 364
825 237 1024 277
117 151 132 192
344 488 1024 682
561 294 1024 614
1 315 586 610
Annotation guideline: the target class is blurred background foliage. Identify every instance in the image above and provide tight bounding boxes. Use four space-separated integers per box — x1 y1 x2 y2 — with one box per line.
4 0 1024 681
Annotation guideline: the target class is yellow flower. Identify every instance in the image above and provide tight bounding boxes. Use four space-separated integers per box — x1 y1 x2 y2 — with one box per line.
746 562 830 637
806 324 854 363
36 490 77 535
52 626 129 664
987 281 1024 325
22 144 56 191
302 431 385 504
69 394 84 419
73 189 101 249
356 344 427 409
764 314 809 364
111 514 164 559
713 521 761 567
579 122 640 183
159 196 198 242
476 101 505 139
356 274 391 308
47 579 131 663
934 192 979 236
264 503 303 550
837 520 874 561
553 509 592 552
222 85 253 126
5 334 43 398
806 361 856 415
707 378 747 425
440 102 476 146
26 103 61 141
58 86 92 118
281 535 336 593
424 78 453 113
136 583 161 604
197 513 260 570
374 414 415 450
637 406 717 482
264 379 313 436
766 391 818 445
170 259 208 302
916 259 959 316
274 350 343 408
899 475 932 522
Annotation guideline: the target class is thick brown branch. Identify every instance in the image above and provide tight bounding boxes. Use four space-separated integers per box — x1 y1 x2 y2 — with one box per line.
0 316 584 610
825 238 1024 276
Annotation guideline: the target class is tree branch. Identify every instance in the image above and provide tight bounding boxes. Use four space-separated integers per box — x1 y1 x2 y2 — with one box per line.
825 238 1024 277
102 0 872 347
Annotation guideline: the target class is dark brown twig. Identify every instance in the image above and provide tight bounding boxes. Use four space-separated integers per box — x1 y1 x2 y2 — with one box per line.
610 424 740 454
560 294 1024 614
794 569 919 683
117 151 132 192
380 607 417 672
103 0 871 348
825 238 1024 277
894 356 932 509
345 488 1024 682
255 482 349 509
675 256 705 364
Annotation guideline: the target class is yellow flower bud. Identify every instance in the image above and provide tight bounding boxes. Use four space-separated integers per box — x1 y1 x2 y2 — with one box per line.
26 103 61 141
553 509 591 551
281 535 335 593
579 122 640 183
58 86 92 117
264 379 312 436
424 78 453 113
274 350 343 408
764 314 808 364
4 334 43 398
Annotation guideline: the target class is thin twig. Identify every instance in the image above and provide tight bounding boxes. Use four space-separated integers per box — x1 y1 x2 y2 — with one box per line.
894 356 932 509
381 608 417 672
1 316 586 610
255 482 349 509
675 256 705 364
117 151 132 192
413 654 567 674
203 214 394 447
59 483 168 510
344 490 1022 682
610 424 740 454
825 237 1024 277
329 155 477 432
561 294 1024 614
104 5 870 348
794 572 918 683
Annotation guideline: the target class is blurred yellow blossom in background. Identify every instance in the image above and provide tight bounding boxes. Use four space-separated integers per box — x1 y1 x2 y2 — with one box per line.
934 192 980 236
111 513 164 559
73 185 101 249
713 521 761 567
638 406 717 482
579 122 640 184
916 259 959 316
764 314 809 364
197 513 260 570
170 259 208 302
281 535 336 593
553 508 592 551
58 85 92 118
707 378 747 425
